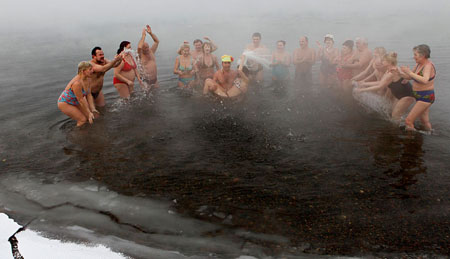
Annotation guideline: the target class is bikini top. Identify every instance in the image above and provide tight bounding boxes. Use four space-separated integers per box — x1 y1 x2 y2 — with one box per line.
122 58 137 72
412 62 436 83
179 57 193 71
199 55 215 69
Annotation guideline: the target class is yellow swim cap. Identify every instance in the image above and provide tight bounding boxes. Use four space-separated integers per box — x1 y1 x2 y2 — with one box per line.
221 55 234 62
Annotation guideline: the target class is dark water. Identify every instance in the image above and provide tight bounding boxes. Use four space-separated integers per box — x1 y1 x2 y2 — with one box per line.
1 5 450 258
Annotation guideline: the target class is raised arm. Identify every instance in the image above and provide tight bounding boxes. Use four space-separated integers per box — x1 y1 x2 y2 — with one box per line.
204 36 217 52
147 25 160 53
138 28 146 54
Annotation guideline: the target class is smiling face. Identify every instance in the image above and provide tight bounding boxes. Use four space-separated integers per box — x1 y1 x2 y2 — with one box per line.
413 50 425 63
222 61 231 71
194 41 202 51
324 38 333 48
93 49 105 63
341 45 351 55
252 36 261 47
182 46 190 57
203 43 211 54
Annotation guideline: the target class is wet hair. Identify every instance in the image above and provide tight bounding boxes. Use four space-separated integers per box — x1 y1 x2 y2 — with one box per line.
277 40 286 46
383 52 398 66
193 39 203 45
117 41 130 55
374 46 387 56
77 61 92 74
342 40 354 50
91 46 102 57
413 44 431 58
252 32 261 39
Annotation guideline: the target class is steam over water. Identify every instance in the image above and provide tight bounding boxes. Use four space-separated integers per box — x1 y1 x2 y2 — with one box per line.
1 0 450 258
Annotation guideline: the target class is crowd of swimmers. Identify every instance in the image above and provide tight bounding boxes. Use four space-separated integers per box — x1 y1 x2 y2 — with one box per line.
57 26 437 133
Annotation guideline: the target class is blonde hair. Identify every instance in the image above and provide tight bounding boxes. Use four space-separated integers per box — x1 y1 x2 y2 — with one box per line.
177 44 190 55
77 61 92 74
383 52 398 66
374 47 387 57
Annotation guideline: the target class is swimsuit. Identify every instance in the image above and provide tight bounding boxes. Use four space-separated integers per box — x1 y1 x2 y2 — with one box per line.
233 78 242 89
388 79 413 99
178 57 194 86
272 57 289 80
336 55 353 81
92 91 100 99
412 90 435 103
320 56 337 75
113 58 137 85
412 62 436 83
58 87 87 106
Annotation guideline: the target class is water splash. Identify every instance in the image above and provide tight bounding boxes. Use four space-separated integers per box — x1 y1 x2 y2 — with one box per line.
242 50 271 69
353 91 392 120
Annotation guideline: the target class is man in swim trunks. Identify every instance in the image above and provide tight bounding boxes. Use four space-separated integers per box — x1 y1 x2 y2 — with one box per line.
207 55 238 92
293 36 316 87
90 47 123 107
245 32 270 84
137 25 160 90
340 37 372 77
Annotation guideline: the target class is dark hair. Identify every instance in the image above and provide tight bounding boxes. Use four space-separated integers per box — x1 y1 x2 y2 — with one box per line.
413 44 431 58
117 41 130 55
252 32 261 39
193 39 203 44
277 40 286 46
342 40 354 50
303 36 309 42
238 65 250 76
91 46 102 56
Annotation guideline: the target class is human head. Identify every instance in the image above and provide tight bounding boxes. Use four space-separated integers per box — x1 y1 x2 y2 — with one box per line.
355 37 368 51
342 40 354 54
413 44 431 59
383 52 398 66
91 46 105 63
117 41 131 55
299 36 308 48
252 32 261 46
324 34 334 43
180 44 190 56
221 55 233 71
77 61 93 76
202 42 212 54
193 39 203 51
142 42 150 54
373 47 387 57
276 40 286 50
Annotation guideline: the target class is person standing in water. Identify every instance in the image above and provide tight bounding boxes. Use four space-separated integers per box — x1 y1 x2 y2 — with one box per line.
204 55 238 93
340 37 372 77
336 40 355 91
203 55 249 98
137 25 160 90
57 61 97 127
245 32 270 84
191 37 218 60
270 40 291 84
174 43 196 89
316 34 339 87
352 47 387 84
293 36 316 87
194 41 220 87
113 41 144 98
400 44 436 131
89 47 123 108
354 52 415 122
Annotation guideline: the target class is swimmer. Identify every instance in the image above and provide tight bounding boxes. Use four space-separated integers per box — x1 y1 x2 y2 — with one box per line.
89 46 123 107
137 25 160 91
352 47 387 84
340 37 372 77
293 36 316 87
113 41 144 98
354 52 415 121
270 40 291 82
245 32 270 84
174 43 196 89
399 44 436 131
203 55 249 98
316 34 339 87
57 61 97 127
194 41 220 87
336 40 355 91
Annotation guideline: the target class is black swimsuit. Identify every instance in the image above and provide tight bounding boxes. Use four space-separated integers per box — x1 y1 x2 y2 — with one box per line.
388 79 413 99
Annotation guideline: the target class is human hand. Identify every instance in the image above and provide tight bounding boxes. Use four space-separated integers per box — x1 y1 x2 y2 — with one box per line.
127 80 134 87
400 66 411 74
88 112 94 124
203 36 211 41
146 25 152 34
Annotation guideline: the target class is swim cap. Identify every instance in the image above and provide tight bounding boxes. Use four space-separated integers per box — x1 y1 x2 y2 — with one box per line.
221 55 234 62
324 34 334 40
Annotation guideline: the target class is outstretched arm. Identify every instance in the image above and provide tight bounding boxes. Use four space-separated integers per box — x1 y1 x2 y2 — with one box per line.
92 54 122 73
356 73 392 93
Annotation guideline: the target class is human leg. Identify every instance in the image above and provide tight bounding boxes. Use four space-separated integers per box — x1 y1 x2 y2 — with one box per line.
94 91 106 107
58 102 87 127
391 97 415 122
115 83 131 98
405 101 432 130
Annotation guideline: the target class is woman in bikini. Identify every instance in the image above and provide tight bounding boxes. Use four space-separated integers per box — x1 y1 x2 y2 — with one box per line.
174 44 196 89
336 40 355 91
400 44 436 131
113 41 143 98
57 61 98 127
203 55 250 98
194 42 220 87
354 52 415 122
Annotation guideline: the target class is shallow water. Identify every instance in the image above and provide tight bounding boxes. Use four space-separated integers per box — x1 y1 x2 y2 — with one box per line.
1 2 450 258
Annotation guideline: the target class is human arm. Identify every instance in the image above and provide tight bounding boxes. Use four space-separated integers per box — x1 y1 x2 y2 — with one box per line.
114 61 133 86
355 73 392 93
352 59 374 81
72 82 94 123
238 55 249 84
147 25 160 53
173 56 182 75
92 54 123 73
203 36 217 52
401 63 433 84
342 52 371 69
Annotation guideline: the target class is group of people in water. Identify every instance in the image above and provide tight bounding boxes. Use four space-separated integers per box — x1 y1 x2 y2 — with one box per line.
57 26 437 133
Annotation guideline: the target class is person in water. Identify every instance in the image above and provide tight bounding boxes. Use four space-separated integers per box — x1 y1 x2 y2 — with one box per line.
194 41 220 87
336 40 355 91
113 41 143 98
203 55 249 98
174 43 196 89
137 25 160 90
316 34 339 87
270 40 291 83
204 55 238 93
341 37 372 77
400 44 436 131
191 37 218 60
293 36 316 87
245 32 270 84
354 52 415 122
57 61 97 127
352 47 387 84
89 46 123 108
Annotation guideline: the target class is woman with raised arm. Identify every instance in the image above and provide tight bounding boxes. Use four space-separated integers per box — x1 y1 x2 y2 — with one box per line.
58 61 97 127
194 42 220 87
400 44 436 131
174 43 196 89
113 41 143 98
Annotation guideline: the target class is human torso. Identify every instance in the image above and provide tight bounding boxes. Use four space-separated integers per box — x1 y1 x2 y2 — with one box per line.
216 69 237 90
412 61 436 91
119 55 137 81
178 55 194 78
197 54 216 79
141 52 157 80
90 60 108 93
